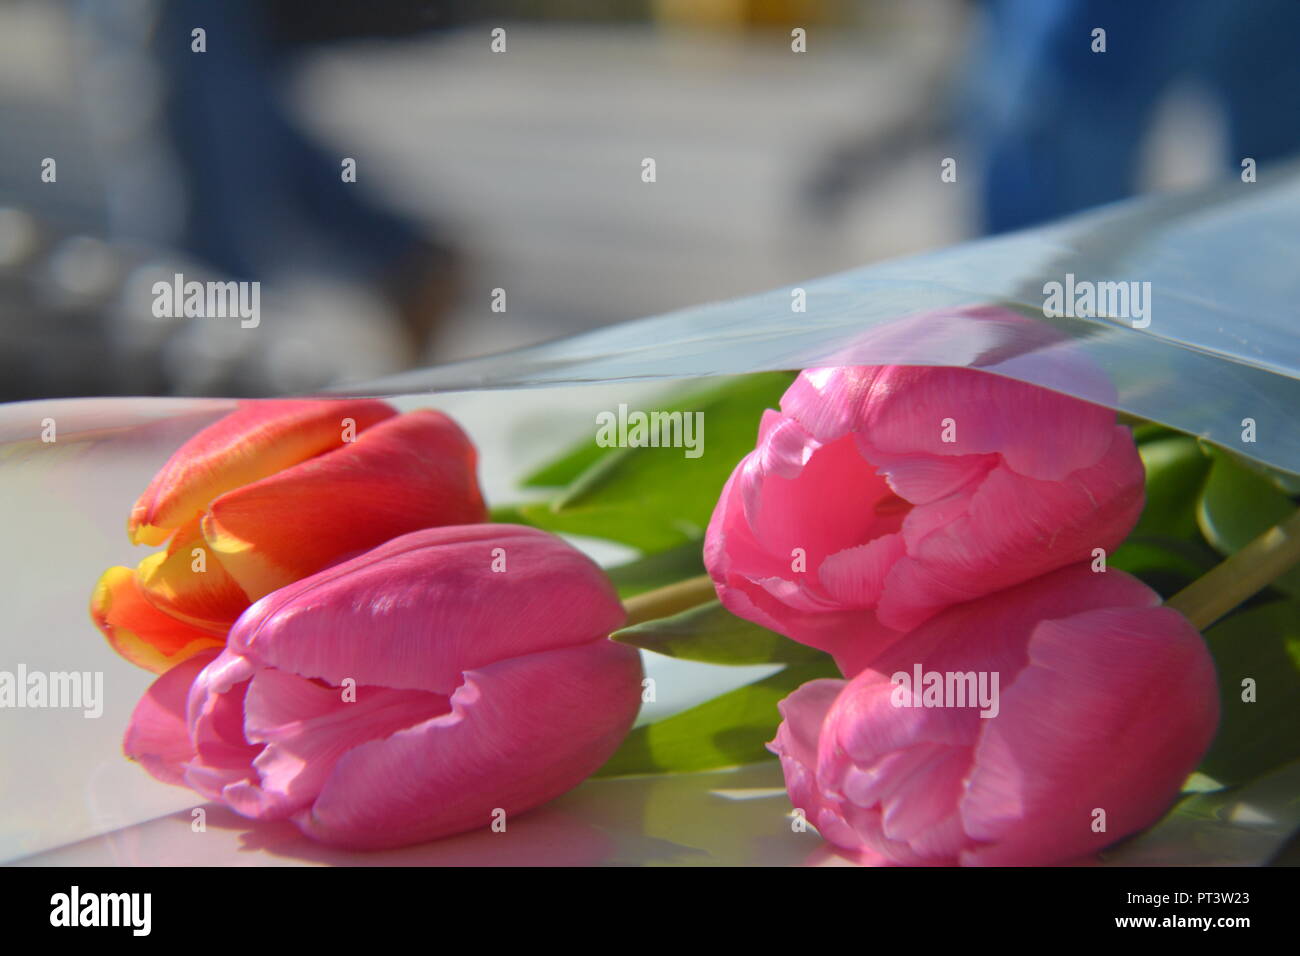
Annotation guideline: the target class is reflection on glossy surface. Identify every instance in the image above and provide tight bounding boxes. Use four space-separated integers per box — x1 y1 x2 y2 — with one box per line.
19 759 1299 866
18 763 817 867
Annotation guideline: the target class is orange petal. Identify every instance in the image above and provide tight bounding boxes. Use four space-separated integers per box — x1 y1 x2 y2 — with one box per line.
136 517 251 632
203 410 488 599
129 399 396 546
90 566 225 673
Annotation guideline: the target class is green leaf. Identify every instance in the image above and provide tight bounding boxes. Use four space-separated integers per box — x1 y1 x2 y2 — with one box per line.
1132 436 1212 540
520 441 608 489
509 372 795 553
1101 759 1300 866
595 660 838 777
1107 435 1218 596
1107 536 1216 598
1198 600 1300 785
487 503 529 524
1197 448 1300 597
613 600 824 665
604 543 706 599
1129 420 1183 445
1223 448 1300 496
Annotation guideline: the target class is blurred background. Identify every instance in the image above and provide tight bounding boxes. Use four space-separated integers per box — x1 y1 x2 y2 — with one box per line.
1 0 1295 400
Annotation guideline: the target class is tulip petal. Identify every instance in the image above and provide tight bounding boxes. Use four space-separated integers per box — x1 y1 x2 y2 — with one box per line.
857 447 997 505
826 672 979 772
818 534 907 608
135 518 250 631
877 427 1144 631
751 410 822 480
780 365 885 442
769 679 856 845
122 649 217 785
129 399 395 546
858 365 1117 481
220 669 452 820
960 604 1218 866
785 365 1117 481
830 743 971 865
90 566 224 673
229 524 625 696
295 639 644 849
743 433 898 564
183 650 262 804
202 410 487 600
706 466 903 674
876 744 969 854
771 678 844 773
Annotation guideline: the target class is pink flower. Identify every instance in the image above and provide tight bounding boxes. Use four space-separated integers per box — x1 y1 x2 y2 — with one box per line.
124 524 643 849
769 564 1219 866
704 364 1145 675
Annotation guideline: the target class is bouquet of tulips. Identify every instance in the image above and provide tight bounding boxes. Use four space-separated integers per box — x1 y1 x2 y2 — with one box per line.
91 314 1300 863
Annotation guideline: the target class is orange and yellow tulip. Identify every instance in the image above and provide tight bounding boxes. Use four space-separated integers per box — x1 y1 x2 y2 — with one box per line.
91 399 486 673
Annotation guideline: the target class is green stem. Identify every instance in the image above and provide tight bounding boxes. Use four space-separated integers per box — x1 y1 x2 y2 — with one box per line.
1167 507 1300 630
623 574 715 626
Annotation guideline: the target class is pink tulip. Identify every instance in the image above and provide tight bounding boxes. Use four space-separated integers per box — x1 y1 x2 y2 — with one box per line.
769 564 1218 866
124 524 643 849
704 363 1145 675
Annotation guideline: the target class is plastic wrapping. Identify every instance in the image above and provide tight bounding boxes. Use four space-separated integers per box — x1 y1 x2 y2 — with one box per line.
346 168 1300 475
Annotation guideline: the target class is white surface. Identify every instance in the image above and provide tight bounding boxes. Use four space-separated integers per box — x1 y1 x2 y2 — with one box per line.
14 762 829 867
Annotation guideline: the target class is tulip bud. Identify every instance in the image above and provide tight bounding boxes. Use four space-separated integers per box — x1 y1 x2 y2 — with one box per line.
124 524 643 849
705 364 1145 676
91 400 487 673
769 564 1218 866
